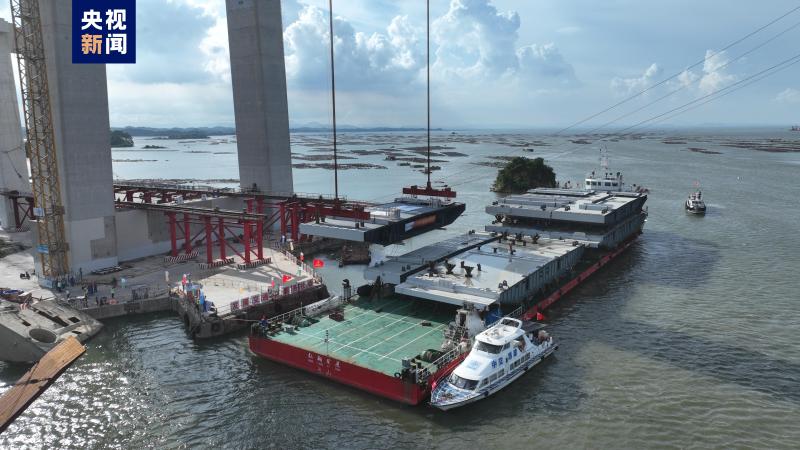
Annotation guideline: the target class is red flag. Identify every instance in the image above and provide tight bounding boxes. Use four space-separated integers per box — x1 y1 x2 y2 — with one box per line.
271 279 275 288
313 259 324 268
535 311 545 321
282 274 293 284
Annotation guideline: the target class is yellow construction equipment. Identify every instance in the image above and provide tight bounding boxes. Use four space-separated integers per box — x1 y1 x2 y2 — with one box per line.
10 0 69 281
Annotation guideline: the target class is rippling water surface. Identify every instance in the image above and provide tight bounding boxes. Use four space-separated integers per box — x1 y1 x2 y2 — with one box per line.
2 129 799 448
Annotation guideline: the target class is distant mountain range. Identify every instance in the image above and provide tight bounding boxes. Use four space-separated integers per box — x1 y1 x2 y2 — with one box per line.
112 125 441 137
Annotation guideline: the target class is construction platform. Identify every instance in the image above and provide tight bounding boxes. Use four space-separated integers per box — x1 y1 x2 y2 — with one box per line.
299 197 465 246
266 296 454 376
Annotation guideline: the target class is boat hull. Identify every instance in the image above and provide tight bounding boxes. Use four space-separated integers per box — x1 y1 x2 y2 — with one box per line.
430 343 558 410
249 336 430 405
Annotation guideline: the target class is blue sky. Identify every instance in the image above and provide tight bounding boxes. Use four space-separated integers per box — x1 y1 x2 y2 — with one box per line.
2 0 799 128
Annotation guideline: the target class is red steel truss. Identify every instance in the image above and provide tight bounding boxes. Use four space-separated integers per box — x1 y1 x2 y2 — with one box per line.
113 183 374 263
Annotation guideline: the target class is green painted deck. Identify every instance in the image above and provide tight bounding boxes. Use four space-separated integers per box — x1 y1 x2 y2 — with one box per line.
270 296 455 375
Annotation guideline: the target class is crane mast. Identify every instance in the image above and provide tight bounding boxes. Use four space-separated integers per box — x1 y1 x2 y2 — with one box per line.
10 0 69 280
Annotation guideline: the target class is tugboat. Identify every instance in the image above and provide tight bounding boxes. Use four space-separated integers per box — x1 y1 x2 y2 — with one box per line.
791 125 799 132
685 190 707 215
429 317 556 410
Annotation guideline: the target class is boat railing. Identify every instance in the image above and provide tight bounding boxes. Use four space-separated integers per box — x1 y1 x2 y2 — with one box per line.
415 343 471 383
261 295 346 329
508 305 525 319
443 324 469 342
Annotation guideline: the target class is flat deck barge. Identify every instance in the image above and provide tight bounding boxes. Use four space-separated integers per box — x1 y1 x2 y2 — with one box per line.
250 295 464 404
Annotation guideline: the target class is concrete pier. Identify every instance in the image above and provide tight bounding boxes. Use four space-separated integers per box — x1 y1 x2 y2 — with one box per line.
0 19 32 229
37 1 118 273
82 296 176 321
175 284 329 339
225 0 293 194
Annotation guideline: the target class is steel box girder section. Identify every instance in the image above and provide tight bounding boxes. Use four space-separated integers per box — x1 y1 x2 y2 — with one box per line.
402 183 457 198
112 183 374 208
115 200 266 221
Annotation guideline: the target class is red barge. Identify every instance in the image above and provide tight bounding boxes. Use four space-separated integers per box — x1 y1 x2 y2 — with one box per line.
250 185 648 404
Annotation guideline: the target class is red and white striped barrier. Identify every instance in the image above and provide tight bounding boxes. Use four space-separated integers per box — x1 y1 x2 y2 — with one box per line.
199 257 234 270
164 251 198 264
227 279 318 315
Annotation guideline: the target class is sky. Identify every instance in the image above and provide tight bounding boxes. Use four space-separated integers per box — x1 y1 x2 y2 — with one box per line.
1 0 799 129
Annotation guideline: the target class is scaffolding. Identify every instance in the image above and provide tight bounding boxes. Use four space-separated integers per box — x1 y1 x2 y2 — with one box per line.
11 0 69 279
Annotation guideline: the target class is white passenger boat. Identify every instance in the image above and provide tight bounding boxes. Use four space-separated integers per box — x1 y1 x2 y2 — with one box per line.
429 317 556 410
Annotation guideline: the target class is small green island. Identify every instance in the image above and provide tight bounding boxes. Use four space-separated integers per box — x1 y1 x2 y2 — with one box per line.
492 156 556 194
110 130 134 148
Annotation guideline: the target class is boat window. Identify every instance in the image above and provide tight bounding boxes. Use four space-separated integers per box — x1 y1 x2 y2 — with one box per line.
475 340 502 354
604 182 612 187
480 379 488 387
502 343 510 350
450 374 479 391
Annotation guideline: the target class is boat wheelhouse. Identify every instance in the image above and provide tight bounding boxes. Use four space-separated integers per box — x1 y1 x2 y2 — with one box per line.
582 147 647 193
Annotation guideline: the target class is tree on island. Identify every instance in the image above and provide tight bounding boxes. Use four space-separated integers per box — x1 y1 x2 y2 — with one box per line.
493 157 556 194
110 130 134 148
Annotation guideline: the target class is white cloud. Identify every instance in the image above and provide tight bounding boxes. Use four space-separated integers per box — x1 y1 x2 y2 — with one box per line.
432 0 577 88
517 43 577 85
284 6 424 91
199 16 231 82
775 88 800 103
697 49 735 94
665 49 736 100
433 0 521 78
675 68 700 88
611 63 661 95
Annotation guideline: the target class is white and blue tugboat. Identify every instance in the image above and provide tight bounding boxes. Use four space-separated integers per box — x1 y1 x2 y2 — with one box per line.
430 317 557 410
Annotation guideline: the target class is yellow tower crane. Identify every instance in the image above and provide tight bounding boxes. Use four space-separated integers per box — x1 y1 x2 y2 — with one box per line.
10 0 69 281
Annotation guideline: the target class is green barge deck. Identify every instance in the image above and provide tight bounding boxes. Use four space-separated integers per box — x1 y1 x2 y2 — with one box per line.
266 296 455 376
